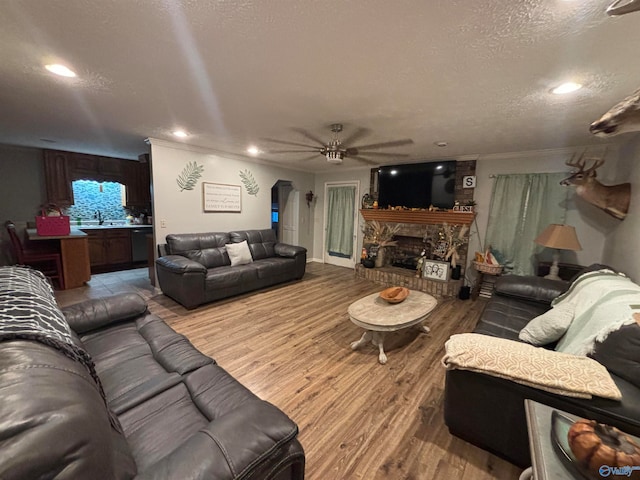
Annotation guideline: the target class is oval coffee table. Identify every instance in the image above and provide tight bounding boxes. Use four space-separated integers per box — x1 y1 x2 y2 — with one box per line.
348 290 437 364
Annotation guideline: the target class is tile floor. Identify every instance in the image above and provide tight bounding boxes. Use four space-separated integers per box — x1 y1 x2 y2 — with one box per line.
54 268 159 308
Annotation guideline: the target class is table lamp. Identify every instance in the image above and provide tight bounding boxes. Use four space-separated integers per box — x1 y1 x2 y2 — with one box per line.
534 224 582 281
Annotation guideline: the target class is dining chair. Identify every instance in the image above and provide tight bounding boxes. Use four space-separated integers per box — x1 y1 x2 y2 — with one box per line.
4 221 65 289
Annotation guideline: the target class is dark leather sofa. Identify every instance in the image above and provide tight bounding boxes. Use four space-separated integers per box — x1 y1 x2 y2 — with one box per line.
0 273 305 479
156 229 307 309
444 270 640 468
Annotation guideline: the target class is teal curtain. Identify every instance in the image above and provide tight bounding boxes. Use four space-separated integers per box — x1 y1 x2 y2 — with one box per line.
326 186 356 257
485 173 568 276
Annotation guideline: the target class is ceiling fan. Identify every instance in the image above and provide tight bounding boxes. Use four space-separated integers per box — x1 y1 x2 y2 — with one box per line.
262 123 413 165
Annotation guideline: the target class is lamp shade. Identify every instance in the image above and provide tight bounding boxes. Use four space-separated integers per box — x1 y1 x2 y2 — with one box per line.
534 224 582 251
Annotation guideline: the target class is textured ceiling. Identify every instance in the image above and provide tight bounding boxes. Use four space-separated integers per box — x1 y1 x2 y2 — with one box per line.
1 0 639 172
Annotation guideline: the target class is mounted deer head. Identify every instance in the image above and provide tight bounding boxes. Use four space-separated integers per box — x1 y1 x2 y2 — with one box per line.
590 87 640 137
560 153 631 220
607 0 640 16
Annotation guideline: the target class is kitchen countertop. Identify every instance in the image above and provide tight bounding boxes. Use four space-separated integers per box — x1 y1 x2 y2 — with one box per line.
26 228 88 240
78 224 153 230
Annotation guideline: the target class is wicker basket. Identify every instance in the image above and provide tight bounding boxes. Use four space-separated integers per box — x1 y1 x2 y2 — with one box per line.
473 261 503 275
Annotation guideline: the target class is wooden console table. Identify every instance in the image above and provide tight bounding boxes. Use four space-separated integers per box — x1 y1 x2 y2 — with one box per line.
26 228 91 289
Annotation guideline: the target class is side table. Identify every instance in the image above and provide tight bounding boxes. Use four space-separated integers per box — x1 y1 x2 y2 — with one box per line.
523 400 582 480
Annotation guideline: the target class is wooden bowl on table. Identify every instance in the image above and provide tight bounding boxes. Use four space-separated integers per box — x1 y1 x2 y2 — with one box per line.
379 286 410 304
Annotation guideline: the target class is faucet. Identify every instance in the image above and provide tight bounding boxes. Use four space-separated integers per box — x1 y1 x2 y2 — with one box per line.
94 210 104 225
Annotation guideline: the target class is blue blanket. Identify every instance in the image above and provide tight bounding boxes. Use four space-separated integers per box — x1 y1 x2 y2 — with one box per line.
554 269 640 356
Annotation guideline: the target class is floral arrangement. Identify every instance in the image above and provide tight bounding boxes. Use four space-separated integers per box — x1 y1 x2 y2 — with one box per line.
439 223 470 268
362 220 400 247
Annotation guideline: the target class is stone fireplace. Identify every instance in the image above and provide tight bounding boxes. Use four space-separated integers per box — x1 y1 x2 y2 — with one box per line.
357 159 477 298
357 210 474 298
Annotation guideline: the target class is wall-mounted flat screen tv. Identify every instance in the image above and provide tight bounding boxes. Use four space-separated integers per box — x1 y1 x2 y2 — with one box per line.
377 161 456 209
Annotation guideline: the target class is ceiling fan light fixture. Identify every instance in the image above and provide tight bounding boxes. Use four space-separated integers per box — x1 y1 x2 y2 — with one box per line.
326 151 343 164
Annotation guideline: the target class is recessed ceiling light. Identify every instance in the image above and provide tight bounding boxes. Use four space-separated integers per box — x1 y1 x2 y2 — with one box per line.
551 82 582 94
434 141 448 147
44 64 76 77
172 130 188 138
247 146 260 155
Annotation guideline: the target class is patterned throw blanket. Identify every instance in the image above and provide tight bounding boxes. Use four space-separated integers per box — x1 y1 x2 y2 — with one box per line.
553 270 640 356
443 333 621 399
0 266 121 432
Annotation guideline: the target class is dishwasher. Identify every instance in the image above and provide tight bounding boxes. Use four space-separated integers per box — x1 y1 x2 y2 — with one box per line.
131 229 149 264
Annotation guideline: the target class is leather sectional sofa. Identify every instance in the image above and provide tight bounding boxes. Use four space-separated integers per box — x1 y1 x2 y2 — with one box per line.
0 266 305 479
156 229 307 309
444 267 640 468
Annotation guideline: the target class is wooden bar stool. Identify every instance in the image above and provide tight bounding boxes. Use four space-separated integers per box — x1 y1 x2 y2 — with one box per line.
5 221 65 289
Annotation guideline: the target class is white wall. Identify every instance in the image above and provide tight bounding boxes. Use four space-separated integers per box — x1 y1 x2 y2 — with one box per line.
471 148 620 276
602 136 640 281
312 167 372 263
149 139 315 254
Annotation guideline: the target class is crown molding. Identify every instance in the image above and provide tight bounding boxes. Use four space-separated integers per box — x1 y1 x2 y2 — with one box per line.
472 143 619 162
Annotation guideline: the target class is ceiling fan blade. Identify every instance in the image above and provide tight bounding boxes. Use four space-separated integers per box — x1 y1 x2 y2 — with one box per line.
291 127 327 146
349 155 380 166
340 127 370 147
296 154 322 162
349 151 410 158
265 149 319 154
349 139 414 150
260 138 320 149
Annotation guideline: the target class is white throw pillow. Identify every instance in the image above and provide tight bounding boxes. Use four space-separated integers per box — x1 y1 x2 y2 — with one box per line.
519 303 575 346
226 240 253 266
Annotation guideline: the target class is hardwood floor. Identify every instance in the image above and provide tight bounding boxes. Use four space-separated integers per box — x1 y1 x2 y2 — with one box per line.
56 263 523 480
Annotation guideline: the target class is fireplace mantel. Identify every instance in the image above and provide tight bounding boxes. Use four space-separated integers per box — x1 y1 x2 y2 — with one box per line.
360 209 474 225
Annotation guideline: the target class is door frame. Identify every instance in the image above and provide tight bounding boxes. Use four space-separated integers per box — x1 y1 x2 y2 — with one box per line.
280 186 300 246
322 180 360 268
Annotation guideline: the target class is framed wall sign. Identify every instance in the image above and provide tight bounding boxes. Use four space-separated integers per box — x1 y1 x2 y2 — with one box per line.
203 182 242 212
463 175 476 188
423 259 450 281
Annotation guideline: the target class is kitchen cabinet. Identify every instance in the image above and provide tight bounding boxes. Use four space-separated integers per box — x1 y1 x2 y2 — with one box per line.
125 158 151 207
71 153 123 182
43 150 74 206
43 148 149 207
82 229 132 272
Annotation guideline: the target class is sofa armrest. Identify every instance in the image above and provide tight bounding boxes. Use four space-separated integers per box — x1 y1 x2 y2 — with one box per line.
156 255 207 274
135 400 303 480
155 256 207 309
274 243 307 258
494 275 568 305
63 292 148 334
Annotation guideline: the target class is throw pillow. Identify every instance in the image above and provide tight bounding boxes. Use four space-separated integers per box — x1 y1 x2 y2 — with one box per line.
589 317 640 389
226 240 253 266
519 303 575 346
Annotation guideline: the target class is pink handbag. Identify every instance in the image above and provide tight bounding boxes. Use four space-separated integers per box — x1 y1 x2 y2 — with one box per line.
35 205 70 236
